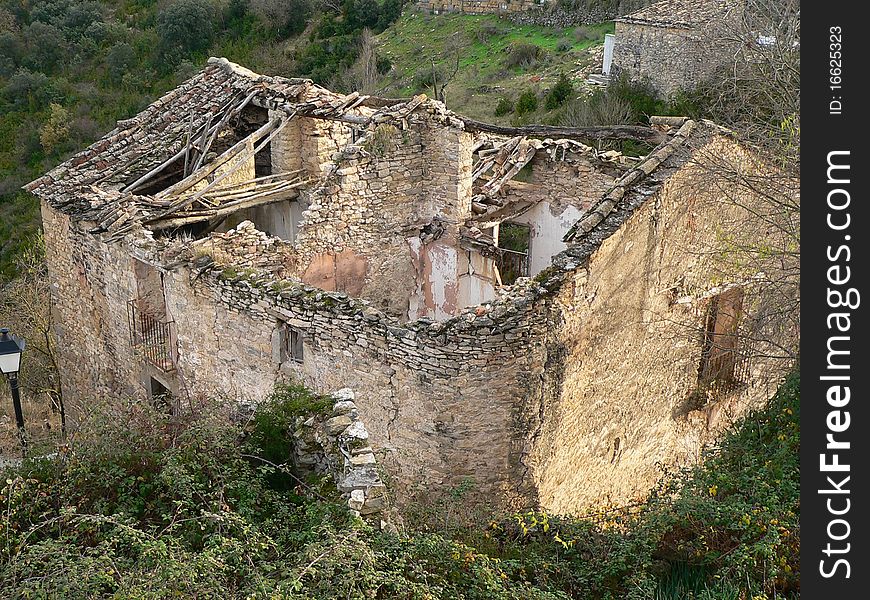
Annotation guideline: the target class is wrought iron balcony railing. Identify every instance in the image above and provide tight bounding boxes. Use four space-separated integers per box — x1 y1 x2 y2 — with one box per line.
127 299 176 372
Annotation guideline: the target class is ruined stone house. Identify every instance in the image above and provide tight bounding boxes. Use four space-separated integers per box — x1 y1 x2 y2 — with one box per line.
609 0 743 97
26 58 793 513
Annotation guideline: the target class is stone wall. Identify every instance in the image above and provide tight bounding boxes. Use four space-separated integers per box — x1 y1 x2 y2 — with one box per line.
418 0 550 15
611 21 729 97
294 120 474 319
152 241 563 505
40 204 148 414
291 388 389 519
527 134 794 512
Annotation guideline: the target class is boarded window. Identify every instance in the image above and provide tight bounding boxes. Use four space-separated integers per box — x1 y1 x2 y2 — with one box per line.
280 325 304 364
698 287 745 388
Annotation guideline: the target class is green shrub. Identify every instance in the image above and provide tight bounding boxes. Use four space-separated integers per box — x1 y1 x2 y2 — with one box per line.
556 37 573 52
494 96 514 117
0 373 800 599
106 43 137 84
23 22 67 73
545 73 574 110
515 89 538 115
503 41 543 69
2 68 62 110
245 382 331 482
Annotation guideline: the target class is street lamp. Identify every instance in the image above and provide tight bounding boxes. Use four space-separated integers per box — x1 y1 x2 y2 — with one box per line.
0 327 27 454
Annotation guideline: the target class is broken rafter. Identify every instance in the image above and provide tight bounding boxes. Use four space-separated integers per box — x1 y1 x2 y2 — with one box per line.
471 137 540 208
182 112 196 178
155 117 283 202
177 169 305 200
154 115 296 219
172 172 304 205
473 200 536 229
192 89 260 173
190 112 214 173
146 178 309 230
121 91 248 193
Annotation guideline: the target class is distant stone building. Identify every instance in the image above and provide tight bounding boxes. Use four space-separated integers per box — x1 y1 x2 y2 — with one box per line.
610 0 742 97
27 58 794 513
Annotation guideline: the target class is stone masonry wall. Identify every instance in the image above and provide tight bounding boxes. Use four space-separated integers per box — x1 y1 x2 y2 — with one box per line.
41 203 148 415
159 250 562 506
418 0 550 15
271 113 355 179
612 22 717 97
294 119 474 318
292 388 389 519
528 134 794 513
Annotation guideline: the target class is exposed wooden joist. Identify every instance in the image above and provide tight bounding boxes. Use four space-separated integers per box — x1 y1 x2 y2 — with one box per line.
147 180 307 230
155 117 284 201
154 115 295 218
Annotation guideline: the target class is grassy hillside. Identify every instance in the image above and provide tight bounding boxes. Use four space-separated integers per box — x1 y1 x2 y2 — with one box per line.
0 372 800 598
376 11 613 122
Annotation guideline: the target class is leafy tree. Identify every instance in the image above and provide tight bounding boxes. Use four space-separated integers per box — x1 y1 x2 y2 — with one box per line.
23 22 67 73
0 31 23 76
345 0 379 30
249 0 313 39
156 0 219 66
61 0 105 38
376 0 404 31
2 68 61 110
39 103 71 154
106 42 137 84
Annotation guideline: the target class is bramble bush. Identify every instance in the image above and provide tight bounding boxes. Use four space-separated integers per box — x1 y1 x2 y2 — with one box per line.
545 73 574 110
1 371 799 598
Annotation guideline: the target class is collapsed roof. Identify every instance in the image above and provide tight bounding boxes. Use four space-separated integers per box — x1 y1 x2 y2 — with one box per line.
26 58 701 257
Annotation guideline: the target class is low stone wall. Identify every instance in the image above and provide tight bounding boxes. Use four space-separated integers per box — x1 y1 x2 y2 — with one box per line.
418 0 550 16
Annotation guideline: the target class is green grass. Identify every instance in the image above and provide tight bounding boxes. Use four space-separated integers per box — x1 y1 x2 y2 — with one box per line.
377 11 613 122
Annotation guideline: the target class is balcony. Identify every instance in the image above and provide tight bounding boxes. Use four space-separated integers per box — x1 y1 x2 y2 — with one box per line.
127 299 176 372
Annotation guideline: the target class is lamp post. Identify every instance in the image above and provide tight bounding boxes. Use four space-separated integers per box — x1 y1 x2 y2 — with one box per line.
0 328 27 454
